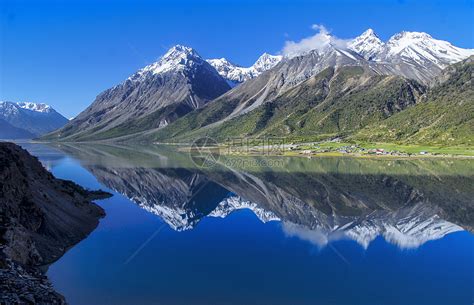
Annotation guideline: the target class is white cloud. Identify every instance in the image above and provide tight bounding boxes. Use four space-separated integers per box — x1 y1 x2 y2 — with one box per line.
282 221 353 249
282 221 329 248
311 23 329 33
281 24 350 58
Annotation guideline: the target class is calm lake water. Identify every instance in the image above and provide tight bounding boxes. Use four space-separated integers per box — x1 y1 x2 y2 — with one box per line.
21 143 474 305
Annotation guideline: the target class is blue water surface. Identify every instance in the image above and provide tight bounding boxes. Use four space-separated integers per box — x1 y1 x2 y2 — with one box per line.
23 145 474 305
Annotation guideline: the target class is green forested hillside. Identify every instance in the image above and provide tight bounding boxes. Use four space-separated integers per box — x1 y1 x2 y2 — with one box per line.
354 56 473 145
148 66 425 142
148 57 473 147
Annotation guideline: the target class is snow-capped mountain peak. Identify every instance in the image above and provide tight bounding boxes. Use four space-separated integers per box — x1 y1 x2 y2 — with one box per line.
348 28 385 60
382 31 474 68
347 29 474 75
361 28 376 36
0 101 68 138
206 58 241 74
0 101 20 116
162 44 200 60
389 30 432 42
207 52 282 86
148 44 202 73
386 31 435 55
207 57 238 67
129 44 205 81
252 53 283 72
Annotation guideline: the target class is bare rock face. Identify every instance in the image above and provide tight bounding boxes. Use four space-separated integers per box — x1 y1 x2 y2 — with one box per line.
0 142 111 304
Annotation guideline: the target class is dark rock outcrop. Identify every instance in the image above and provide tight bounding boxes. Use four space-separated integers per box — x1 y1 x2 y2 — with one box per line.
0 142 111 304
0 252 66 305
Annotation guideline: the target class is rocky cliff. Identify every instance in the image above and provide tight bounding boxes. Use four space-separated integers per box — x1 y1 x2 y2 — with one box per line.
0 142 111 304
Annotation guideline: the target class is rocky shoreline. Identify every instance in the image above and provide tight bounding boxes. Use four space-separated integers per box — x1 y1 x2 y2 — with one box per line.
0 251 66 304
0 142 111 304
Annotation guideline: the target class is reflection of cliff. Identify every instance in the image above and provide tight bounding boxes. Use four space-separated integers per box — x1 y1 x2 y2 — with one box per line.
53 143 473 248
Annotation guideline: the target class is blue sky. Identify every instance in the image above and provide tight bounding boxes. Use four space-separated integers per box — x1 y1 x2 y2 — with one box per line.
1 0 473 118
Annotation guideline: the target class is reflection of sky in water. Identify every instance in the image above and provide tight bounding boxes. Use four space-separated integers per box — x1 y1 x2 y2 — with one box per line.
18 143 474 305
17 142 67 171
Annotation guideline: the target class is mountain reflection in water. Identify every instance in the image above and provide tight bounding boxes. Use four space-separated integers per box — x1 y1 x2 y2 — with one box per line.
41 143 473 250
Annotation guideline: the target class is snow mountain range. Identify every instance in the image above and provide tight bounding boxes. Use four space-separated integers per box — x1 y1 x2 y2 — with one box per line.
348 29 474 79
41 28 474 142
350 29 474 67
0 101 68 139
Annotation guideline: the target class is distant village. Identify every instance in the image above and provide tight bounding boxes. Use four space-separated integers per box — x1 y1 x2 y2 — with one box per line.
290 144 430 157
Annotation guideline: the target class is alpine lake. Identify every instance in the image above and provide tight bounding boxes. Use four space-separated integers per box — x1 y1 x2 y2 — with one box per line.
20 142 474 305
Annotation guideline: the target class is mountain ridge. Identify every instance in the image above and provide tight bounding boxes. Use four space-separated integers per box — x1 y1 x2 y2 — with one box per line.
0 101 68 139
39 30 474 144
142 59 426 142
348 29 474 83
